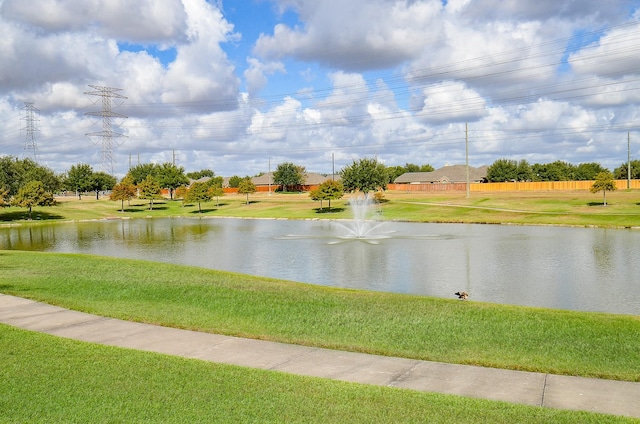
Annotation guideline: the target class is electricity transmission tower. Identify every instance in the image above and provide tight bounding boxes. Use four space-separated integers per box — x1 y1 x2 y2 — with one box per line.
84 85 127 175
21 102 39 161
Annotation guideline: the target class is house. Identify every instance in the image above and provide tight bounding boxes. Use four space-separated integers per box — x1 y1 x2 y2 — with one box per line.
251 172 339 189
394 165 488 184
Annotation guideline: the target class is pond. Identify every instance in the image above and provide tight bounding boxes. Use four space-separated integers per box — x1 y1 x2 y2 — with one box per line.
1 217 638 315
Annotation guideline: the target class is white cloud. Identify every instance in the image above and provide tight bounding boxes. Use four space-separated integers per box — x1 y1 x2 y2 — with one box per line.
414 81 488 123
254 0 443 70
244 58 286 95
0 0 188 43
569 22 640 78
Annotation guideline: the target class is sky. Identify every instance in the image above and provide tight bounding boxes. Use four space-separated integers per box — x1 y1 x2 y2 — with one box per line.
1 0 640 178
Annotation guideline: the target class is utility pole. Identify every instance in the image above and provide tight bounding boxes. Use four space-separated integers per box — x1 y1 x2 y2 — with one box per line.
268 157 272 194
21 102 39 161
628 132 631 189
465 123 470 199
84 85 127 175
332 152 335 180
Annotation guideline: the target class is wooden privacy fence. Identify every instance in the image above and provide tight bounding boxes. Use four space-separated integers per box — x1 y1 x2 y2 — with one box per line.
218 180 640 195
469 180 640 192
389 180 640 192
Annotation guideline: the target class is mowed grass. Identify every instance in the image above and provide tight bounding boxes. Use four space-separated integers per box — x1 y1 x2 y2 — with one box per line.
2 251 639 382
2 189 640 227
4 326 634 424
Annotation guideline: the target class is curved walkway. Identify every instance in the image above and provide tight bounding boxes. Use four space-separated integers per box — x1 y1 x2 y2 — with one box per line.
1 294 639 419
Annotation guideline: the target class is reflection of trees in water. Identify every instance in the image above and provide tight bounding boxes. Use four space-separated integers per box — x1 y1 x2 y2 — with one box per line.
112 220 218 247
592 232 613 270
0 225 58 251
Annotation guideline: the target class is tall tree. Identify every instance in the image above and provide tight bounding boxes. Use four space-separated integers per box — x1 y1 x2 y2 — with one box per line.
137 175 162 210
590 171 617 206
237 178 256 204
228 175 242 188
91 172 117 200
273 162 306 192
487 159 531 182
0 156 61 196
65 163 94 199
340 157 388 196
574 162 608 181
126 163 158 185
186 169 215 180
156 162 189 200
613 160 640 179
11 181 56 220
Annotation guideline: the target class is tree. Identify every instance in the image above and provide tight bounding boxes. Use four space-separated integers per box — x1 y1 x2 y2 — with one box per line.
0 187 9 207
574 162 608 181
340 157 388 196
590 171 617 206
237 178 256 204
310 179 344 211
156 162 189 200
184 181 212 213
65 163 94 199
0 156 61 197
228 175 243 188
175 185 188 200
110 181 137 212
138 175 162 210
126 163 158 185
209 184 225 207
186 169 215 180
613 160 640 180
11 181 56 220
91 172 117 200
273 162 306 192
487 159 531 182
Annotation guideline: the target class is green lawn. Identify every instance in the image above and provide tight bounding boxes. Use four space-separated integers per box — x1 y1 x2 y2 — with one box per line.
2 190 640 422
2 251 639 382
2 189 640 227
4 325 634 423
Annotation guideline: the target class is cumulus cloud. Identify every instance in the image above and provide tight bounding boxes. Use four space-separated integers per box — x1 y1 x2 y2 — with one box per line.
414 81 488 123
1 0 639 177
244 58 286 95
568 22 640 77
254 0 443 71
0 0 188 43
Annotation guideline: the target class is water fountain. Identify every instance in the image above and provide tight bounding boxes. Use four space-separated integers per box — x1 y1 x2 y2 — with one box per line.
330 195 392 244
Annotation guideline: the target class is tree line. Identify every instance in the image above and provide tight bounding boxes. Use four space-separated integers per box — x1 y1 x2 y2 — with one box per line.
2 154 634 218
485 159 640 182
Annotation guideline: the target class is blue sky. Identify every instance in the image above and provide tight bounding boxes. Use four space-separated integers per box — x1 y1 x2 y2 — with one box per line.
1 0 639 177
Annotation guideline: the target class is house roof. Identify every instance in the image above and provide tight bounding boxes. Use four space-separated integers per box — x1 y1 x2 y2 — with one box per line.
251 172 339 186
394 165 488 184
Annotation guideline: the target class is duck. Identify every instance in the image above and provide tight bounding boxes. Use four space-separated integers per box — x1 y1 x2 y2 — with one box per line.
455 291 469 300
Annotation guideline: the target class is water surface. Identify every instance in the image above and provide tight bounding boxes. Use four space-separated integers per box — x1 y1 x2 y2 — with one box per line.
1 218 638 315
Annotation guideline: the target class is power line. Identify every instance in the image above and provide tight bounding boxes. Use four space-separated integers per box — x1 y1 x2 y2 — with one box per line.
84 85 128 175
21 102 39 161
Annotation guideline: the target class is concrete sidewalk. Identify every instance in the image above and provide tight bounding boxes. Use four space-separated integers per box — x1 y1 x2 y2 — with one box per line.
1 293 638 419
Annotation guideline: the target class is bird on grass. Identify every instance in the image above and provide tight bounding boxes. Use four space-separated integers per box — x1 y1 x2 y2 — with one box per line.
455 291 469 300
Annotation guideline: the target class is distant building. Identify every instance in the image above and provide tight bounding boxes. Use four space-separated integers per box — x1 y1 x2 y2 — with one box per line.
251 172 340 189
394 165 488 184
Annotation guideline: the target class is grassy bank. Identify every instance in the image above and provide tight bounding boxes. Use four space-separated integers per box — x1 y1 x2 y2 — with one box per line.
1 251 638 382
4 325 633 423
1 189 640 227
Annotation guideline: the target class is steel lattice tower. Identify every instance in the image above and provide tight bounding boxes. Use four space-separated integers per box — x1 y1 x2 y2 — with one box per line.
21 102 39 161
84 85 127 175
